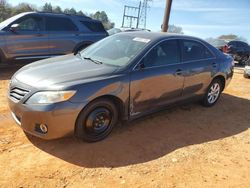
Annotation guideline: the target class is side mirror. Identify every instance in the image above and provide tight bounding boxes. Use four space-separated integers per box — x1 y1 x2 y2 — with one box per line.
10 24 19 33
135 61 145 70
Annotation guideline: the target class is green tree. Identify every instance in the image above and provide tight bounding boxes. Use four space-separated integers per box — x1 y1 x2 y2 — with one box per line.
90 11 114 30
68 8 77 15
53 6 62 13
167 25 184 34
64 8 70 14
0 0 12 22
42 2 52 12
77 10 84 16
11 3 35 16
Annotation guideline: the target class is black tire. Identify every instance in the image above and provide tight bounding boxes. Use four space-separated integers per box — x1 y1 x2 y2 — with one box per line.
202 79 223 107
75 98 118 142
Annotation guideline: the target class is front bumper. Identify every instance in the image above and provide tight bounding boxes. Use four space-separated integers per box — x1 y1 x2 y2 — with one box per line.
8 97 85 140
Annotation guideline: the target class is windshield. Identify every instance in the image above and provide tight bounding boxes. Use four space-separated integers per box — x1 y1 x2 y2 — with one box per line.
80 34 151 67
0 13 26 30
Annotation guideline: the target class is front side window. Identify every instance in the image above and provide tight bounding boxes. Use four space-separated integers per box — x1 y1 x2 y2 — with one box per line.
182 40 213 61
16 16 43 31
142 40 181 68
46 17 78 31
80 34 150 67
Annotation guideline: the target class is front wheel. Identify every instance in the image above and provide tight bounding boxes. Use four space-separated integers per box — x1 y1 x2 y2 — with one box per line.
75 99 118 142
202 79 223 107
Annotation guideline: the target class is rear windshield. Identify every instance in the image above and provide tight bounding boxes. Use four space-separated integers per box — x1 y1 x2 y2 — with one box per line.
80 21 106 32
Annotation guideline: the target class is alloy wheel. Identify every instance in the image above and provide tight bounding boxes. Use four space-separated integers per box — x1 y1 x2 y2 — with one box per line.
207 83 221 104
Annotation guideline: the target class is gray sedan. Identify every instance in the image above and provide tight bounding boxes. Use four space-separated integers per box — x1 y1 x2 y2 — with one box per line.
8 32 234 142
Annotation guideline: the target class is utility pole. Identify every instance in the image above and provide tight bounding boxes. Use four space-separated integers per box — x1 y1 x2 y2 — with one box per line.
162 0 173 32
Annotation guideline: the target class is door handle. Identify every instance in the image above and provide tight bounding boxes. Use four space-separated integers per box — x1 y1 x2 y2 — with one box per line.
175 69 183 76
35 34 44 37
212 62 217 68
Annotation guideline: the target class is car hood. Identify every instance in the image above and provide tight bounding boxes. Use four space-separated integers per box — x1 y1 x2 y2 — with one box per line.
14 54 118 89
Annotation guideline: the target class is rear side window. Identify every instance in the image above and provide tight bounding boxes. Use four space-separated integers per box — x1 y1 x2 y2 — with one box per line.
80 21 106 32
143 40 181 68
182 40 214 61
46 17 78 31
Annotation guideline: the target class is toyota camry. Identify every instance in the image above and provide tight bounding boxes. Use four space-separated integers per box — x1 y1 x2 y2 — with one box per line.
8 32 234 142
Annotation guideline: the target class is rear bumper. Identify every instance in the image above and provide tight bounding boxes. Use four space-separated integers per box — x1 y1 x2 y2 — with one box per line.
8 97 85 140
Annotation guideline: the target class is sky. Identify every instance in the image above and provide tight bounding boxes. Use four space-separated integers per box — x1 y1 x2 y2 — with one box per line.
10 0 250 41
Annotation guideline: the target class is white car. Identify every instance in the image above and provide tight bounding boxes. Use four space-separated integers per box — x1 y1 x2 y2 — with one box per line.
107 27 150 36
244 65 250 78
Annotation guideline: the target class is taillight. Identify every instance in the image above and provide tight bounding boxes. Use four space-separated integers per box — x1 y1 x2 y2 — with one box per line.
226 45 231 53
222 45 230 53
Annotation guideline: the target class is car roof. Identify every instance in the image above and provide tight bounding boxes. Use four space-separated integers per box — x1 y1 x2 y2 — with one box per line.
25 11 93 20
117 31 225 58
117 31 205 42
228 40 248 45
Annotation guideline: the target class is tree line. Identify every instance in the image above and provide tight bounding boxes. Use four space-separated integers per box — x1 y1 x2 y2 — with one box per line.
0 0 114 29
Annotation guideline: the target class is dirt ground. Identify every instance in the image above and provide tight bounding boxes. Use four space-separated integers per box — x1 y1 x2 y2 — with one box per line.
0 66 250 188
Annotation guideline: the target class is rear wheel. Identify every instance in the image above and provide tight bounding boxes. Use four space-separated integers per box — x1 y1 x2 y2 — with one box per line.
202 79 223 107
75 99 118 142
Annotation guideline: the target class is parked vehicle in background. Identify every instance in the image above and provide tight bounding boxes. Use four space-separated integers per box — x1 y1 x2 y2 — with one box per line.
224 41 250 65
107 27 150 35
0 12 108 64
244 65 250 78
208 39 228 52
8 32 234 142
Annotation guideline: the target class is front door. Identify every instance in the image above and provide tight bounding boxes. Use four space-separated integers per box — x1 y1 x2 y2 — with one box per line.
5 14 49 59
130 39 185 116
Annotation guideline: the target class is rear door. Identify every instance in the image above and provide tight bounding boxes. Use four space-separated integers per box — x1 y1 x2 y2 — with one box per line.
179 39 217 98
45 16 79 56
5 14 49 59
78 20 108 42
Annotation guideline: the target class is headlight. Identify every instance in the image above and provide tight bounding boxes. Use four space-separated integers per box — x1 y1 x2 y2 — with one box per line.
26 91 76 104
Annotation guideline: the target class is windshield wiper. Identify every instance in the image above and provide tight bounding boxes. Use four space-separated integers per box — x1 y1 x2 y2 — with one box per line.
83 56 103 64
75 51 83 60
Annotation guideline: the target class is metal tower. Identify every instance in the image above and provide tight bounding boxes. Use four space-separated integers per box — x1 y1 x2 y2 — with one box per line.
138 0 152 29
121 2 141 28
122 0 152 29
